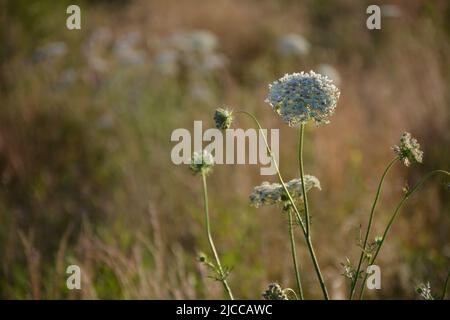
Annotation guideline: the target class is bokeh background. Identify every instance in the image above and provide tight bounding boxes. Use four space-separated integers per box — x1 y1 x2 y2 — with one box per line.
1 0 449 299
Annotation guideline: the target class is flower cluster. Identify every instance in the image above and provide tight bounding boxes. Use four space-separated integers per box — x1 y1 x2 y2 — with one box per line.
262 283 289 300
266 71 340 126
214 108 233 130
189 150 214 176
393 132 423 167
249 175 321 208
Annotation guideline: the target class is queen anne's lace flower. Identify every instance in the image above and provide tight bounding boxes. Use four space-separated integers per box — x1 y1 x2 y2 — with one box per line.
190 150 214 175
266 71 340 126
249 175 321 208
262 283 288 300
214 108 233 130
393 132 423 167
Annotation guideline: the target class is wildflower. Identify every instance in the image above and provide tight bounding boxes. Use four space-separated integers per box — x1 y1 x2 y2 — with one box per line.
190 150 214 176
266 71 340 127
393 132 423 167
416 282 434 300
214 108 233 130
277 34 310 56
262 283 288 300
249 175 321 208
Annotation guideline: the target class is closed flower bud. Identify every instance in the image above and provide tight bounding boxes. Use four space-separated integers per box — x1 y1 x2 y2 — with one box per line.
262 283 289 300
214 108 233 130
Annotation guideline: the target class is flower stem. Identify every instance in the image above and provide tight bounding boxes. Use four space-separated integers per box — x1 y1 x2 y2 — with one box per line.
201 172 234 300
288 209 304 299
236 110 329 299
441 271 450 300
357 169 450 299
349 156 399 300
298 124 311 236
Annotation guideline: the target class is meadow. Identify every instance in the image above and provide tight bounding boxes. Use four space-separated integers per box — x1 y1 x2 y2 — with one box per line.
0 0 449 299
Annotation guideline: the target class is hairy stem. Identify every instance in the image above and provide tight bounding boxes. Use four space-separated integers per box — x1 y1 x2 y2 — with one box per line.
236 110 329 299
201 172 234 300
358 169 450 299
349 156 399 299
288 209 304 299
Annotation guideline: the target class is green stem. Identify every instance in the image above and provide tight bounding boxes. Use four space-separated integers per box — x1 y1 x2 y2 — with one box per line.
358 169 450 299
236 110 329 299
349 156 399 299
201 172 234 300
288 209 304 299
441 271 450 300
298 124 311 236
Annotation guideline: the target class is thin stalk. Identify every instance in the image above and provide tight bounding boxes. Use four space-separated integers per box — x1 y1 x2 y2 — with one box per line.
441 271 450 300
358 169 450 299
236 110 329 299
298 124 311 236
201 172 234 300
288 209 304 299
349 156 399 299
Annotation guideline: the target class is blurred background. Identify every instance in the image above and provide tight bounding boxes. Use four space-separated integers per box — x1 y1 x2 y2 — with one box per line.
0 0 449 299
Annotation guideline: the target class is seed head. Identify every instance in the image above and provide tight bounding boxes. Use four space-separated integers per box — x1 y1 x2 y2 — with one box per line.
190 150 214 176
262 283 288 300
266 71 340 127
393 132 423 167
214 108 233 130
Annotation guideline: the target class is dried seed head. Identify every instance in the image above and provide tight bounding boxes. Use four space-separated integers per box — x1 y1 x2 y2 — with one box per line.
249 175 321 208
190 150 214 176
262 283 289 300
393 132 423 167
266 71 340 127
214 108 233 130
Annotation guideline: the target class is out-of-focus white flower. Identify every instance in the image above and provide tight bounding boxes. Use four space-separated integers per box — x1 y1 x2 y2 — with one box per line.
381 5 402 18
317 64 341 86
202 53 228 71
266 71 340 127
114 31 146 65
190 150 215 175
277 34 310 56
393 132 423 167
84 28 113 72
170 30 218 54
34 42 67 61
154 50 179 75
249 175 321 208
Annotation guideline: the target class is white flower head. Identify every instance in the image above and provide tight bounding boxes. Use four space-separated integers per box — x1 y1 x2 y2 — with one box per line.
249 175 321 208
266 71 340 127
277 34 310 56
393 132 423 167
190 150 214 175
214 107 233 130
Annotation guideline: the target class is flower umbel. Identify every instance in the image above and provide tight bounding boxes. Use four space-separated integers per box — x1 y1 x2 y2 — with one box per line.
190 150 214 176
249 175 321 208
214 108 233 130
393 132 423 167
266 71 340 126
262 283 289 300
